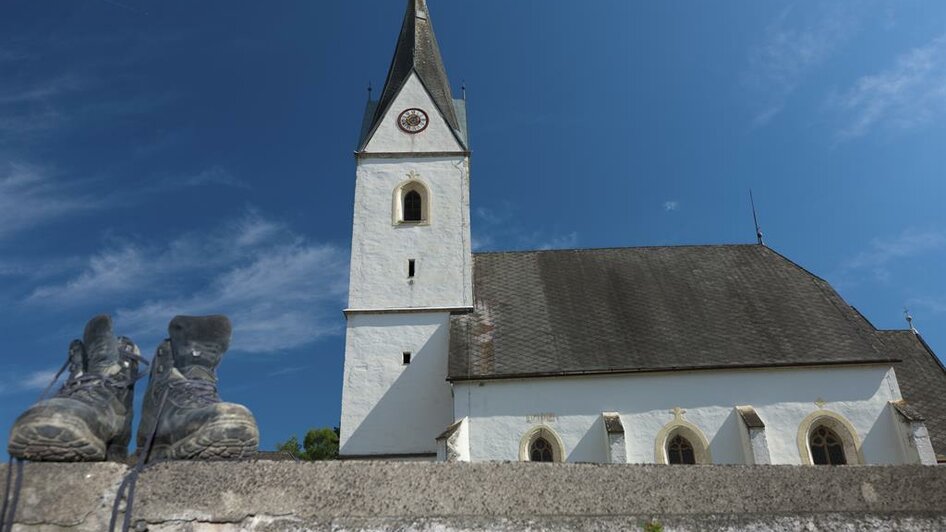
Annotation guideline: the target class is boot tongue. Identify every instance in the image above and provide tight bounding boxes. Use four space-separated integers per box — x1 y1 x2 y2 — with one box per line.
83 315 120 375
168 315 231 382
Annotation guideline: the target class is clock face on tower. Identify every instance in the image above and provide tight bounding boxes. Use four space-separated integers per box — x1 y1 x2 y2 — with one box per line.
397 108 429 134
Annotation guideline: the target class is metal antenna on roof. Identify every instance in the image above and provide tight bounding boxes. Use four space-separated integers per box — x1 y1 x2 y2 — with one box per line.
905 308 919 334
750 189 765 246
367 81 373 101
461 80 467 101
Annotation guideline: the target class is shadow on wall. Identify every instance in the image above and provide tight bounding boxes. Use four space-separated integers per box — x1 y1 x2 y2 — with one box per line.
568 415 607 463
862 403 911 464
343 322 453 456
708 408 750 465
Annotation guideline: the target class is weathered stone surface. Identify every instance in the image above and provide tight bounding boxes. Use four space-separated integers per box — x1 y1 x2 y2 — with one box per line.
3 461 946 531
2 462 125 530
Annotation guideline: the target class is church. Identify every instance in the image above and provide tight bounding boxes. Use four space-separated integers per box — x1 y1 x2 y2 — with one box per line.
338 0 946 466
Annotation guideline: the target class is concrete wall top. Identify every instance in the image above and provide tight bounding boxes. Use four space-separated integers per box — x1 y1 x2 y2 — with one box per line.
3 461 946 531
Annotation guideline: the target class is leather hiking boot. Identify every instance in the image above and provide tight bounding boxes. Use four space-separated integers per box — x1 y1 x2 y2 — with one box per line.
7 315 143 462
137 315 258 460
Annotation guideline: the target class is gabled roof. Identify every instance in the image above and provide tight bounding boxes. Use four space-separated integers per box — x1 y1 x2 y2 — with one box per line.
359 0 465 151
448 245 895 381
879 330 946 460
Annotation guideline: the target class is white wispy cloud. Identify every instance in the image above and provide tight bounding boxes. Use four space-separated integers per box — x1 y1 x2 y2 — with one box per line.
475 206 510 226
0 160 249 241
831 34 946 139
664 201 680 212
180 166 249 189
146 166 250 194
0 49 33 63
841 229 946 282
28 211 349 354
0 75 87 106
473 204 579 252
29 246 145 302
536 232 579 251
0 163 103 240
744 3 859 126
907 297 946 314
0 65 177 145
114 243 347 353
0 367 60 397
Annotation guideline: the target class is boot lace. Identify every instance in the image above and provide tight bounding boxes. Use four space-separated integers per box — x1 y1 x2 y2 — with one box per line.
166 377 221 408
41 340 150 403
58 372 138 402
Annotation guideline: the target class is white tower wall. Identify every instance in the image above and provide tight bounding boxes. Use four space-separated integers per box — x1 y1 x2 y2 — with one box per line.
339 312 454 457
340 68 470 458
348 155 472 310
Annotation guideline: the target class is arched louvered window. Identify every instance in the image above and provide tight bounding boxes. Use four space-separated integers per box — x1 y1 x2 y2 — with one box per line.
809 425 847 465
403 190 422 222
667 434 696 465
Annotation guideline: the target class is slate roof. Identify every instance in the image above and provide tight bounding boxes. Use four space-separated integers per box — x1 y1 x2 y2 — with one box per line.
359 0 466 151
448 245 896 381
880 330 946 460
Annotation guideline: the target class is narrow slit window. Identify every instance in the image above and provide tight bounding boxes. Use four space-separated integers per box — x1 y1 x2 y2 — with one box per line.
408 259 416 278
402 352 412 365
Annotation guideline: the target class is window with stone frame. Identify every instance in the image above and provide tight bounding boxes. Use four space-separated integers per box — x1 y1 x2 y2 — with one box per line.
667 434 696 465
520 426 564 463
809 425 847 465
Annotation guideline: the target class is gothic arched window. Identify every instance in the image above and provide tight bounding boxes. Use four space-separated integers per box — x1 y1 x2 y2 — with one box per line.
519 426 564 463
394 181 429 224
809 425 847 465
530 437 554 462
667 434 696 465
796 410 862 465
655 417 712 465
403 190 422 222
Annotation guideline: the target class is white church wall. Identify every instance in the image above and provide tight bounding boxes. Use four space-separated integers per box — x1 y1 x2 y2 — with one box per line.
453 365 908 465
339 312 454 458
348 156 472 310
363 72 464 154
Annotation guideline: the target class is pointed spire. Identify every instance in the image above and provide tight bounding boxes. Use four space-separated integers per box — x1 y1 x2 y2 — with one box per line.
750 189 765 246
365 0 464 148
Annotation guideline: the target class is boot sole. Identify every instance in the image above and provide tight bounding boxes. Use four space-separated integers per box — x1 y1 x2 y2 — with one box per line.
8 415 108 462
150 419 259 461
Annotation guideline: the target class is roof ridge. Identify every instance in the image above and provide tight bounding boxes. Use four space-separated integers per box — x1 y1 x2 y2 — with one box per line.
472 243 763 256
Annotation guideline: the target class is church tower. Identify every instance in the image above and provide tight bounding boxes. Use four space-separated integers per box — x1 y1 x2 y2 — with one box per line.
339 0 472 459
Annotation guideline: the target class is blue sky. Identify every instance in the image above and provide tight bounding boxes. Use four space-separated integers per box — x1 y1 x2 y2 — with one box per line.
1 0 945 455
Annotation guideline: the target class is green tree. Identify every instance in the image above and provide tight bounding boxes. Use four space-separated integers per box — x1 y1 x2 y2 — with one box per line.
276 427 339 460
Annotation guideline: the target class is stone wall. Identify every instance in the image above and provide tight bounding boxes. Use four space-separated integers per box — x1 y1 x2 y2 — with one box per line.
3 461 946 531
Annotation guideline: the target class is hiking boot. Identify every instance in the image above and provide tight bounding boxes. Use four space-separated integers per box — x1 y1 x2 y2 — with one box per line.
7 315 143 462
137 315 258 460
